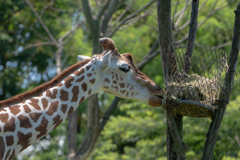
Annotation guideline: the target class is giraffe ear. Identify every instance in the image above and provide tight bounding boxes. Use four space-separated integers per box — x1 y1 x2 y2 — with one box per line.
77 55 91 62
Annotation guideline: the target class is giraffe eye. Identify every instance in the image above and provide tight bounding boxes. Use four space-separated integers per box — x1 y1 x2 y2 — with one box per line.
119 66 130 73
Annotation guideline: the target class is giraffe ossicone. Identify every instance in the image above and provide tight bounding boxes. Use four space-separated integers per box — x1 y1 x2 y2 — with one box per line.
0 37 165 160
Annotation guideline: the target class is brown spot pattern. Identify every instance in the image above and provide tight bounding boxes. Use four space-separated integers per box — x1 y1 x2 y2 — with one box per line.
0 108 6 113
53 115 63 129
19 115 32 128
17 131 32 151
5 149 11 160
131 92 135 96
135 92 140 96
79 97 85 105
4 117 15 132
46 89 58 99
82 83 87 92
88 89 92 95
67 107 74 117
119 83 125 88
60 89 69 101
23 105 31 113
65 76 74 88
126 91 129 97
115 73 119 81
29 113 42 123
9 105 21 115
113 80 117 84
87 73 92 77
86 65 92 71
120 76 123 81
46 101 59 116
120 90 126 94
75 68 84 76
9 150 15 160
0 113 9 123
129 85 134 90
35 117 49 139
76 76 85 82
41 98 48 110
0 137 5 160
6 136 14 146
104 78 110 83
111 85 118 92
29 99 41 110
61 104 68 113
89 78 96 85
91 67 95 72
103 86 109 89
71 86 79 102
0 59 91 109
127 83 130 88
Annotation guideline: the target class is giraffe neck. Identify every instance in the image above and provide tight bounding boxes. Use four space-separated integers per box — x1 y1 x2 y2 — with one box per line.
0 61 99 160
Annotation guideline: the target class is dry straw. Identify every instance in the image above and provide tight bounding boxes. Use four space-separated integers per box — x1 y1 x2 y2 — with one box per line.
163 44 227 117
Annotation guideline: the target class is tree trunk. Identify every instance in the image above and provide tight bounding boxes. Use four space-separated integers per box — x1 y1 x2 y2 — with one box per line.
68 110 78 160
201 3 240 159
157 0 184 159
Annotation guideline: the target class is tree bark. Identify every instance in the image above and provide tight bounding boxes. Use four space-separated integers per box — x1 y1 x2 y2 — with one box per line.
157 0 177 81
157 0 185 159
68 110 78 160
184 0 199 74
74 94 100 160
201 3 240 160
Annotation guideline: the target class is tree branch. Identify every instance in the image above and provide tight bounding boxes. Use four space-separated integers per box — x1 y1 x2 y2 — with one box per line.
166 93 187 160
118 9 155 31
177 1 229 44
97 0 110 20
184 0 199 74
99 97 120 131
24 42 55 49
25 0 58 46
100 0 118 35
81 0 96 34
172 0 191 20
40 0 54 17
108 0 156 37
60 20 86 44
157 1 184 160
157 0 177 81
174 0 190 28
201 3 240 159
74 94 100 160
137 39 160 70
111 1 134 27
175 0 207 31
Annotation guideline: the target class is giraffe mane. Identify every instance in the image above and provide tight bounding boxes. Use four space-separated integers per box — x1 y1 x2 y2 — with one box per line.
0 59 91 108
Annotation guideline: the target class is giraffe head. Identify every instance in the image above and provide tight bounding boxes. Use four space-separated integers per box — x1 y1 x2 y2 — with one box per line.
78 37 165 106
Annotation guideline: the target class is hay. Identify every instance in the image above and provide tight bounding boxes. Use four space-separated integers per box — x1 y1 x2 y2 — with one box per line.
164 74 220 117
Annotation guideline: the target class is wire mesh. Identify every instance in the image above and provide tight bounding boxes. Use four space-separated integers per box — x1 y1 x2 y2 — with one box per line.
163 44 228 117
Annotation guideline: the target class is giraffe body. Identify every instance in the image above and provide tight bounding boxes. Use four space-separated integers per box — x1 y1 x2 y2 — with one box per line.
0 38 165 160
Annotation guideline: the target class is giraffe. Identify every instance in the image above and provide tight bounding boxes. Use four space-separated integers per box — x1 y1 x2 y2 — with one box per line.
0 37 165 160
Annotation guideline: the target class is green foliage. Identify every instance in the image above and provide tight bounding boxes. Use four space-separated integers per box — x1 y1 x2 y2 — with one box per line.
90 101 167 160
1 0 240 160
